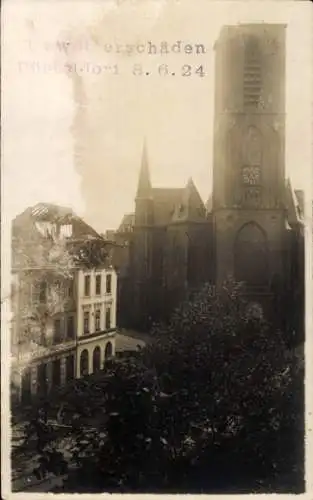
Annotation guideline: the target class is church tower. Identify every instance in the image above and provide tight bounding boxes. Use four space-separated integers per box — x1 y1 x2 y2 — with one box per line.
212 24 287 309
132 141 154 328
135 140 153 226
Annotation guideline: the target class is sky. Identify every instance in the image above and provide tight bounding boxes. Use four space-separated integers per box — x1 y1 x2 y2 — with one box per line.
2 0 312 233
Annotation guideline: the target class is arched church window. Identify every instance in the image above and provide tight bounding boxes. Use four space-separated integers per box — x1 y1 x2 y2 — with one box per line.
243 35 262 109
234 222 268 286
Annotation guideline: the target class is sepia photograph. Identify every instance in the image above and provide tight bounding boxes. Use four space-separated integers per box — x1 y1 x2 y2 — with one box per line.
2 0 312 496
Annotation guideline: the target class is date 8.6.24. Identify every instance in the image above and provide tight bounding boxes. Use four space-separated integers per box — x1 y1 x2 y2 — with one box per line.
132 64 206 77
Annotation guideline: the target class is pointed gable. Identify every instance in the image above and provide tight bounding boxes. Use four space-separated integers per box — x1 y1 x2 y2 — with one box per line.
118 213 135 232
171 178 206 223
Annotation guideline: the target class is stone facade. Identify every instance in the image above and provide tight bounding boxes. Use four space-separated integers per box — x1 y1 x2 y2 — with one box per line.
113 24 304 333
11 204 117 403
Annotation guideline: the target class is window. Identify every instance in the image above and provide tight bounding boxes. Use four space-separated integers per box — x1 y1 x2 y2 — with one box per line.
95 275 101 295
52 359 61 387
105 308 111 330
53 280 63 304
106 274 112 294
39 282 47 303
243 187 261 207
68 280 74 298
53 319 62 344
80 349 89 377
39 326 47 346
84 275 90 296
60 224 73 238
66 355 75 381
37 363 48 397
83 311 90 334
54 280 62 295
30 284 38 305
67 316 75 340
95 309 101 331
105 341 113 359
93 346 101 372
21 368 31 404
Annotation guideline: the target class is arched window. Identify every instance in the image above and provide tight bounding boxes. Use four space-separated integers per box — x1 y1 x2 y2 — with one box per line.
21 367 31 404
66 355 74 381
52 359 61 387
93 346 101 372
104 342 113 359
243 35 262 108
80 349 89 377
37 363 48 397
234 222 268 286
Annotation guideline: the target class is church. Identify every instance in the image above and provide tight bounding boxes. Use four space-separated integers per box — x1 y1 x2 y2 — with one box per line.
113 24 304 334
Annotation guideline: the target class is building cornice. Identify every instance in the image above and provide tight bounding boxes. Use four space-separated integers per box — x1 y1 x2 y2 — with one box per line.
11 340 77 367
77 329 116 345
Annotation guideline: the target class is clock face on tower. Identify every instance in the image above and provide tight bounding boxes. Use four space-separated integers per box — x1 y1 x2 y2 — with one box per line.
242 166 261 185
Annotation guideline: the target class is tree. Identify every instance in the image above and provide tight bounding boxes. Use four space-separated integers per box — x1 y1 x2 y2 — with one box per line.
15 277 304 493
67 237 113 270
10 230 112 409
11 234 74 356
141 278 303 491
11 234 112 355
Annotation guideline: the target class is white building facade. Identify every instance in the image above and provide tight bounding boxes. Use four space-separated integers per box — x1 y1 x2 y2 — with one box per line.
76 267 117 378
12 266 118 403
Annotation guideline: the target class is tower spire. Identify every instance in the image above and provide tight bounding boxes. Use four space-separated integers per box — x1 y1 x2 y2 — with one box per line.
136 139 152 198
